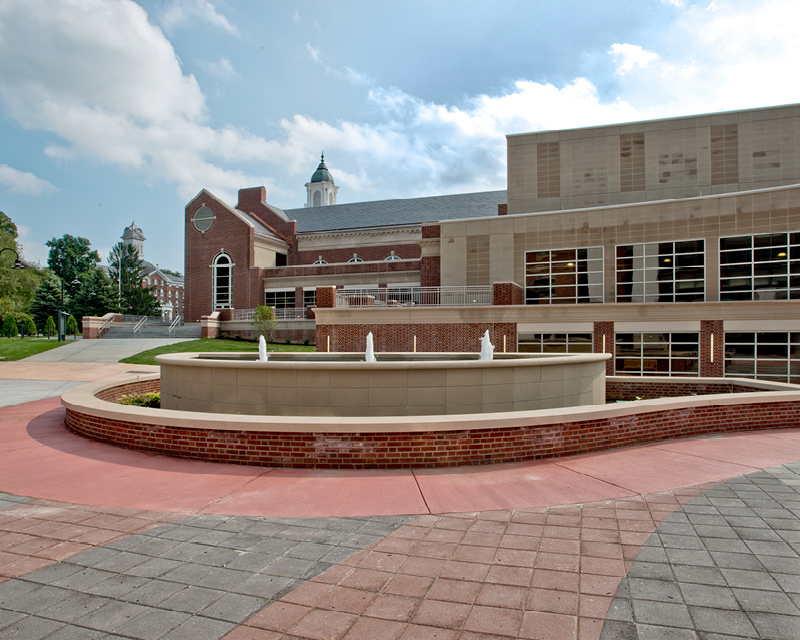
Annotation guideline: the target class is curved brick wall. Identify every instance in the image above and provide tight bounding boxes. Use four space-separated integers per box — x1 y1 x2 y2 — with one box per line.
62 376 800 470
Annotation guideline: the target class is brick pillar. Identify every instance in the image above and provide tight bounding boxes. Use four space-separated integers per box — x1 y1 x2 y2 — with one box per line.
294 286 303 314
498 202 508 216
700 319 724 377
594 321 614 376
316 286 336 308
493 282 524 305
421 225 441 288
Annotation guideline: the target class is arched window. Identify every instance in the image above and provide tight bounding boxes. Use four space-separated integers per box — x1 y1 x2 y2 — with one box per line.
313 191 321 207
313 256 328 265
213 252 232 309
385 251 401 261
348 254 363 263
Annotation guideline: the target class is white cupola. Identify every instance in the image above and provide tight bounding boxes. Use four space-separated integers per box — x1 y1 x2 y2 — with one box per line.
305 153 339 207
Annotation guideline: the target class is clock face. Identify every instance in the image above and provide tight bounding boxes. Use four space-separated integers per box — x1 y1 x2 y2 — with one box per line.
193 205 215 232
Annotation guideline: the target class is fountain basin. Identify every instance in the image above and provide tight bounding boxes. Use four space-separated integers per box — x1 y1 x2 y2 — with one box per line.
155 352 609 417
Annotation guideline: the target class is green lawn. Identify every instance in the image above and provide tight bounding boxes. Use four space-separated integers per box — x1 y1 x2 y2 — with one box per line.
0 337 71 361
120 338 316 366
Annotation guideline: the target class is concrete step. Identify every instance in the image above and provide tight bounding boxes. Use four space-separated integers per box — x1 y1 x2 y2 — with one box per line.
101 324 201 339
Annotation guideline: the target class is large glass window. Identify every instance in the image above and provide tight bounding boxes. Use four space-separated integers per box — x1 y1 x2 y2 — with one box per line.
616 240 704 303
720 232 800 300
615 332 699 376
525 247 603 305
264 290 295 309
212 253 232 309
724 332 800 383
304 289 316 308
518 333 593 354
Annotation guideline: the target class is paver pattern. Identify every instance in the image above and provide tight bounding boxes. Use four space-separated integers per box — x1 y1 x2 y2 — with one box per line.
602 463 800 640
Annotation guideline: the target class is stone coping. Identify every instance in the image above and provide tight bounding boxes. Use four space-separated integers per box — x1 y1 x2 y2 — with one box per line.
61 373 800 435
155 351 610 369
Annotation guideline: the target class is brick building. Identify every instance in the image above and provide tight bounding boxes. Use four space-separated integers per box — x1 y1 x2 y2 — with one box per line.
185 103 800 384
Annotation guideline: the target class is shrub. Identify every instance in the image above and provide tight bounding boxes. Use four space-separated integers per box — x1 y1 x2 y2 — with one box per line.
118 391 160 408
66 315 78 338
285 337 291 344
1 315 17 338
24 317 37 337
44 316 56 339
251 305 277 343
303 337 310 346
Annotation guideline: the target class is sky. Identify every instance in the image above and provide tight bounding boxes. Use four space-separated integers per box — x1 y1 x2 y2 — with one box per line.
2 0 800 273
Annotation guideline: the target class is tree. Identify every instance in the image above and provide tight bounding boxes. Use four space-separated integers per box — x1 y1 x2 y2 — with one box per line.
23 317 36 337
68 267 118 322
66 315 78 339
1 315 17 338
46 234 100 299
44 316 56 339
30 271 66 329
0 211 42 316
108 243 159 316
251 305 277 343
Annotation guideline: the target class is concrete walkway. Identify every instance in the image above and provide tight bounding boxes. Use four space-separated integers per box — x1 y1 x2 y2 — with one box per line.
0 343 799 638
22 337 194 363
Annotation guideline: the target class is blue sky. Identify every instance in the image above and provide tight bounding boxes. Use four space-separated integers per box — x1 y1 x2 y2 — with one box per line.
2 0 800 272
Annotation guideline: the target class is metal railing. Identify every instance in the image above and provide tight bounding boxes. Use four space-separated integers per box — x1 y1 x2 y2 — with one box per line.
335 286 493 308
232 308 308 321
168 316 183 335
132 317 148 334
97 316 114 337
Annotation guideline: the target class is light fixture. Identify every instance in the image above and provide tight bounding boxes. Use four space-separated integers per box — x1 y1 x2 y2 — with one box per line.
778 252 787 257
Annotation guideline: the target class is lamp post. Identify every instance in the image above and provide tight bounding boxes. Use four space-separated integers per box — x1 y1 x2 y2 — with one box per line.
0 247 25 270
58 275 80 342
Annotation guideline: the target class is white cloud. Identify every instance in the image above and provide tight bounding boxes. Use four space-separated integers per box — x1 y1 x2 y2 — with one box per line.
0 165 56 196
293 10 300 24
609 43 660 74
16 225 48 265
306 43 321 63
607 0 800 115
159 0 237 34
203 57 238 79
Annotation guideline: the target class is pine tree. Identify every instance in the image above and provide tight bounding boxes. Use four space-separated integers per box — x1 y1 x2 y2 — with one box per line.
44 316 56 339
1 315 17 338
31 271 66 329
67 267 118 321
24 317 37 337
108 243 159 316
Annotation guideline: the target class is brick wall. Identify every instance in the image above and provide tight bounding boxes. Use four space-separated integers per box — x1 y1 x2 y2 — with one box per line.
318 323 517 353
65 378 800 470
606 379 759 401
493 282 524 305
295 245 420 265
185 194 256 322
594 321 615 376
700 319 724 377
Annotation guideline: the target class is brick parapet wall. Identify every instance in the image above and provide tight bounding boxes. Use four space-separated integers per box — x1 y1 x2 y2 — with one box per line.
422 225 441 239
420 256 441 288
316 286 336 309
606 379 759 401
264 260 419 280
65 378 800 469
493 282 524 306
319 323 517 353
295 245 420 265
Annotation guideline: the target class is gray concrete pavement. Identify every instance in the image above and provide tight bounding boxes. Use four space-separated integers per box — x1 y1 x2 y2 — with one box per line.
22 338 195 364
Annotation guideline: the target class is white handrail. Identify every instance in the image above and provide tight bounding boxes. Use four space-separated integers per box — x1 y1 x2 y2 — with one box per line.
336 286 492 308
132 317 147 334
97 316 114 337
168 316 182 334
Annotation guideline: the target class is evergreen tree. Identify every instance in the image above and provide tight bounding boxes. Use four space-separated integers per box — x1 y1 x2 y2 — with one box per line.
108 243 159 316
1 315 17 338
66 315 78 338
31 271 67 329
44 316 56 339
68 267 118 321
24 317 37 337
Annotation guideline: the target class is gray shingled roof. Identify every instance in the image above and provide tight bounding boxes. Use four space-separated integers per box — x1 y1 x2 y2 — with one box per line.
282 190 507 233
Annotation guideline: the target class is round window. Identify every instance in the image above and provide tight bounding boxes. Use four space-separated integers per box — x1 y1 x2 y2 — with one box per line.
193 205 215 232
